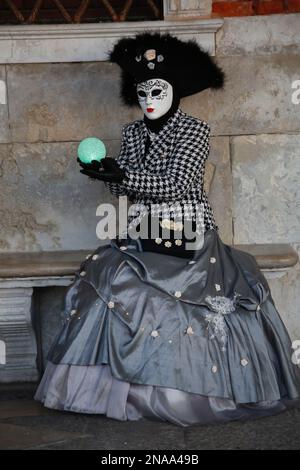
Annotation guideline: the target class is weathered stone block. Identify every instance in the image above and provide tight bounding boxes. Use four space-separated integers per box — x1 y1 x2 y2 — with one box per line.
6 62 140 143
181 54 300 135
208 136 233 244
231 133 300 244
231 133 300 341
216 13 300 56
0 140 124 252
164 0 212 19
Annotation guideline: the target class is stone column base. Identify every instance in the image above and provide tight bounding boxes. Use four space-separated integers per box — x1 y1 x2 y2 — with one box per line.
0 287 37 382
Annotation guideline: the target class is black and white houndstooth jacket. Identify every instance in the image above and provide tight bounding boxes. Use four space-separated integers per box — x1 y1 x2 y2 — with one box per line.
105 107 219 234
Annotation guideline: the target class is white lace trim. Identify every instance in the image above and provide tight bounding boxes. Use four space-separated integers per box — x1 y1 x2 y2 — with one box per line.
205 295 236 316
204 294 239 351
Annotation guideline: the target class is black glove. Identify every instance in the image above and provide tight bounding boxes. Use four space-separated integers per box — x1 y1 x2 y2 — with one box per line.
101 157 123 173
77 157 126 183
77 158 102 179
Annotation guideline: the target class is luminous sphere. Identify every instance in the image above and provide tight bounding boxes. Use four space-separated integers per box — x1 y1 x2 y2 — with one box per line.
77 137 106 164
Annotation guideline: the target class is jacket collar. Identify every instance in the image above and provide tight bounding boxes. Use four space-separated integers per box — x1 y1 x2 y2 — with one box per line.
130 108 185 167
140 107 185 140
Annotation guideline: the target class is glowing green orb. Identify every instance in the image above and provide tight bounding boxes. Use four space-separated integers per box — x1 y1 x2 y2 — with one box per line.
77 137 106 164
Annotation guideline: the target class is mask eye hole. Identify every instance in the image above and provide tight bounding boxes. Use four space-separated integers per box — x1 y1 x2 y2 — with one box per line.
151 88 162 97
137 90 147 98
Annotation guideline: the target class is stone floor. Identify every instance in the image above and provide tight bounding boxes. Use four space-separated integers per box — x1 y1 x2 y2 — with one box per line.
0 384 300 450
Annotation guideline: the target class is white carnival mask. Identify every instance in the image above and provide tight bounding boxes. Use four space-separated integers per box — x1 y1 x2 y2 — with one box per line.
136 78 173 120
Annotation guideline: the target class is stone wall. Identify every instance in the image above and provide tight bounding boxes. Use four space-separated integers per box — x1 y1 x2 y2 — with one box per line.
0 13 299 344
214 14 300 339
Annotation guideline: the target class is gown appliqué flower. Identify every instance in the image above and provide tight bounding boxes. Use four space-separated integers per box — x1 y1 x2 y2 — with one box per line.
203 294 237 351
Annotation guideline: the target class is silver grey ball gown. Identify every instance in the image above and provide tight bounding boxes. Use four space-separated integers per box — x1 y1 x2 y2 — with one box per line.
34 226 300 426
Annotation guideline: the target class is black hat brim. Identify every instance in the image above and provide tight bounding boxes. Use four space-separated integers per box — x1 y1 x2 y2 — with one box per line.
108 31 225 107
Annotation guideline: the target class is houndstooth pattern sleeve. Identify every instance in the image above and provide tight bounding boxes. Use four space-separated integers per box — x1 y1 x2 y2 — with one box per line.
123 120 210 201
104 125 129 197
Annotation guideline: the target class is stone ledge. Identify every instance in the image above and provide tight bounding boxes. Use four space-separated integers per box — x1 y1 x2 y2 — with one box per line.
0 250 89 278
234 243 299 270
0 243 298 278
0 19 223 64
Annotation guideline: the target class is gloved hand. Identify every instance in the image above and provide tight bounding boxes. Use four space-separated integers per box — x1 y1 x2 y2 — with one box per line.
101 157 123 173
77 158 102 181
77 157 126 184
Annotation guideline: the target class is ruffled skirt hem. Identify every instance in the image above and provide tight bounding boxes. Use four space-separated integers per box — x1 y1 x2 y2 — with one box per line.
34 361 299 427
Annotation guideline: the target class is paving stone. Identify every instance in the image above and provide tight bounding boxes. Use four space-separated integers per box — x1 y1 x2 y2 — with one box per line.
184 408 300 450
0 422 89 450
1 398 299 450
0 410 185 450
0 400 53 419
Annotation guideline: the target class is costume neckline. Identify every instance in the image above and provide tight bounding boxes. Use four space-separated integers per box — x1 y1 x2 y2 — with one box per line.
141 108 185 139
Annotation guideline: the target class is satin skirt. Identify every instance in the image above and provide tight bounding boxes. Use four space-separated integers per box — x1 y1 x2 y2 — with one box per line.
34 228 300 426
35 361 299 427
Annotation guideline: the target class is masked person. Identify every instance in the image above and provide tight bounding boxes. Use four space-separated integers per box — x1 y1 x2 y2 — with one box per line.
35 32 300 426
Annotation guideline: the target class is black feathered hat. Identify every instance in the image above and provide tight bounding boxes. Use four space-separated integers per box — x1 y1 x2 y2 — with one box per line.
108 31 225 107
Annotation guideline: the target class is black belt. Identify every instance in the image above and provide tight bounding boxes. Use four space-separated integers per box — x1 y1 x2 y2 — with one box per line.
134 214 204 259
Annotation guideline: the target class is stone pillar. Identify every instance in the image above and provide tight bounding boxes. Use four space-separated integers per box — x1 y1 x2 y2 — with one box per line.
0 287 38 382
163 0 212 20
0 276 74 383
